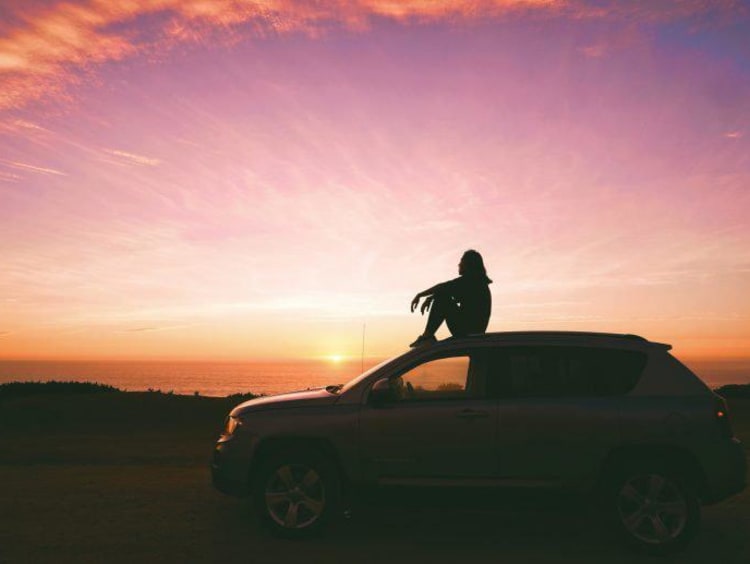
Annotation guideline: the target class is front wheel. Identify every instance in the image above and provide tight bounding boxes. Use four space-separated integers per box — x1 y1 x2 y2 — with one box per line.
606 463 700 554
253 448 340 537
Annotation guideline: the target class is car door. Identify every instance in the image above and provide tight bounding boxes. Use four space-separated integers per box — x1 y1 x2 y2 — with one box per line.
488 345 634 485
359 349 497 483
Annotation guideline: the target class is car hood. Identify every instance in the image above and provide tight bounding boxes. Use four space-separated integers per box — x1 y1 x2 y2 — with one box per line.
230 388 338 416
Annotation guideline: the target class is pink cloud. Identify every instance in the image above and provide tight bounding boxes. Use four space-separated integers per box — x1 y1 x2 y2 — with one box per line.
0 170 22 182
0 0 745 110
101 149 161 167
1 159 67 176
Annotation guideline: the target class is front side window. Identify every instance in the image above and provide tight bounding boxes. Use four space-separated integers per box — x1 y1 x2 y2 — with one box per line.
391 355 473 401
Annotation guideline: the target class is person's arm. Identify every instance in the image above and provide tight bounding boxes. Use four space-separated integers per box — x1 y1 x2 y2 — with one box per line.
410 278 459 313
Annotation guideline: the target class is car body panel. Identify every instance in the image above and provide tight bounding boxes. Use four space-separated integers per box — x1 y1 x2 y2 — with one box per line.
230 388 338 416
359 398 498 481
495 397 622 486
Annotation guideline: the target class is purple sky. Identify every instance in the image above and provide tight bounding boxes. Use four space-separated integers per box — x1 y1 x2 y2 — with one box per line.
1 1 749 360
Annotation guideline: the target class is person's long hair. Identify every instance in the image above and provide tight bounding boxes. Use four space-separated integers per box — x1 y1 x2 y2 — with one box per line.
462 249 492 284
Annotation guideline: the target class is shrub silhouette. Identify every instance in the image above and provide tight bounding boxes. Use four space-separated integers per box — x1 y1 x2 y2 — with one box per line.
0 380 121 400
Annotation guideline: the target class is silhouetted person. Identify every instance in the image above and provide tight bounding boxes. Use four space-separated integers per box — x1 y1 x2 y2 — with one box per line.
409 249 492 347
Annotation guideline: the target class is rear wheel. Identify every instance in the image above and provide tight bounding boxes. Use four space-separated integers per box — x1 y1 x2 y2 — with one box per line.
253 448 340 537
605 462 700 554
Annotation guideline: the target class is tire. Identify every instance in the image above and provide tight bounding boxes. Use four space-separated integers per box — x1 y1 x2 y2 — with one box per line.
603 460 701 554
252 447 340 537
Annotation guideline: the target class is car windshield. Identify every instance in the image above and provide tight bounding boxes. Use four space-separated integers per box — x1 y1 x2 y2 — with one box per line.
339 356 398 394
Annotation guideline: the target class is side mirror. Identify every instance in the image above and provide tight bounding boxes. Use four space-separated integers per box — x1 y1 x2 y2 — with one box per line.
369 377 394 406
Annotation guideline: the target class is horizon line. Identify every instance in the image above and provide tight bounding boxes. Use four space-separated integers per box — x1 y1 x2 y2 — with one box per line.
1 354 750 363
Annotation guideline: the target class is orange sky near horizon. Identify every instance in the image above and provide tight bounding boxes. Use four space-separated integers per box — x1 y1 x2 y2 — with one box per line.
1 1 749 362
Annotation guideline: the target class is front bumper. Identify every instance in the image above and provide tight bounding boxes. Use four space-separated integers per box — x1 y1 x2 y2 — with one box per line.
211 437 253 497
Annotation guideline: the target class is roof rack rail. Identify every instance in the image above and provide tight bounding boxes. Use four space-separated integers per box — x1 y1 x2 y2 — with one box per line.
447 331 672 349
621 333 649 342
480 330 649 341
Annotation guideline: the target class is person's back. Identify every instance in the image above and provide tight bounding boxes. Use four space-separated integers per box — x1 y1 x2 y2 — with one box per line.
453 275 491 334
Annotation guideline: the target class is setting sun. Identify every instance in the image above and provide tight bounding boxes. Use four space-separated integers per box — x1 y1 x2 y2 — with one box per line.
327 355 345 364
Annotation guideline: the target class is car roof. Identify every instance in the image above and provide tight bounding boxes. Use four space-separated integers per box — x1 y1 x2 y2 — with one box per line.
437 330 671 350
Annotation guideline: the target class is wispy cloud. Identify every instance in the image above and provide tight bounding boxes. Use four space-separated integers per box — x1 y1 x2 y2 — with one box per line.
724 131 743 139
102 149 161 167
1 159 66 176
0 170 22 182
0 119 49 133
119 324 193 333
0 0 744 110
579 44 607 58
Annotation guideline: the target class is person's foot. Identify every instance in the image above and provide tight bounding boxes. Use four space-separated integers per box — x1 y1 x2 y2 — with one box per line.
409 334 437 348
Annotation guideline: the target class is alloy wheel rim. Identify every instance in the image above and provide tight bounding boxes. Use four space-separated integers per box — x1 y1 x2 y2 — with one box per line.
617 473 688 545
265 464 325 529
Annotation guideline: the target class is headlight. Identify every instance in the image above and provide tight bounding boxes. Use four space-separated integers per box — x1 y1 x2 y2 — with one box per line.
223 415 241 435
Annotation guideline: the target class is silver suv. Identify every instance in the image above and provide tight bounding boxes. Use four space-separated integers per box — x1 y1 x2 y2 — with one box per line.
212 331 746 552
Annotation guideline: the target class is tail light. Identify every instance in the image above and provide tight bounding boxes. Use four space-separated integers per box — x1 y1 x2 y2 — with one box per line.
714 395 734 438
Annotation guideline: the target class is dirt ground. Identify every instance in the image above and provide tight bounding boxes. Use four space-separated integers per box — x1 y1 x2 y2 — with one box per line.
1 393 748 563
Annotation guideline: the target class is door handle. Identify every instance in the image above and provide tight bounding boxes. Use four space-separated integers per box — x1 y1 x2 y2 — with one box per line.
456 408 489 419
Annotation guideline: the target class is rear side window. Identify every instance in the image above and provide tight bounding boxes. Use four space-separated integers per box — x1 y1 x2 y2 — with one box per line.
488 346 646 398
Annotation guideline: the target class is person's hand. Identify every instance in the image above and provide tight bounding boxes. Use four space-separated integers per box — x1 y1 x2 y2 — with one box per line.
410 295 420 313
420 296 433 315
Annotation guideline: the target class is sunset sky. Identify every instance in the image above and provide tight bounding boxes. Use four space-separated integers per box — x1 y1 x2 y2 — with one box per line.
1 0 749 362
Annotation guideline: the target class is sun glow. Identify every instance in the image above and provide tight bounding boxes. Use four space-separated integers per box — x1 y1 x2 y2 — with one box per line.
327 355 345 364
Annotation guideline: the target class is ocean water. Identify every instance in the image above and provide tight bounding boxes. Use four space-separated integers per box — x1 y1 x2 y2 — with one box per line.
0 359 384 397
0 357 747 398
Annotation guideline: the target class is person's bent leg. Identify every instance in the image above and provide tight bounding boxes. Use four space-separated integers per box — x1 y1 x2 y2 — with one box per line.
445 309 468 338
424 293 452 336
410 293 456 348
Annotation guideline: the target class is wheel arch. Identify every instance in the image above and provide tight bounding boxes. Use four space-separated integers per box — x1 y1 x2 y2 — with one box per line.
249 436 349 491
597 444 709 499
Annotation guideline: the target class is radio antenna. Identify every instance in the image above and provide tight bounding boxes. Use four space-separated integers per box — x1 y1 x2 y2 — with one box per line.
361 322 366 374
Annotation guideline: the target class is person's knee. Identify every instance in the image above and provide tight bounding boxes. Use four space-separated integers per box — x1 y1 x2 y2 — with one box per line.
432 290 452 305
435 294 461 320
